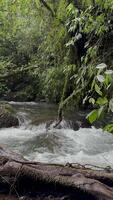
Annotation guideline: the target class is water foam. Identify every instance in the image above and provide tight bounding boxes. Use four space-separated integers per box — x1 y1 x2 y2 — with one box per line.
0 103 113 168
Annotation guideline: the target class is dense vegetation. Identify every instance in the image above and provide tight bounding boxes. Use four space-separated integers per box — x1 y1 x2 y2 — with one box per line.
1 0 113 130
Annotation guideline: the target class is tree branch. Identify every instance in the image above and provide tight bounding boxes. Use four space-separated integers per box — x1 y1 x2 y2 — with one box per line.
39 0 55 17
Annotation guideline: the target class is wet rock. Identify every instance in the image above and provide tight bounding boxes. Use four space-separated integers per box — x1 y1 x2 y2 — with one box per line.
0 103 19 128
45 116 91 131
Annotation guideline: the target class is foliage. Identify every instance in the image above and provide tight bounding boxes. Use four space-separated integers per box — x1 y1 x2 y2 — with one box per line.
87 63 113 132
57 0 113 119
0 0 70 102
1 0 113 131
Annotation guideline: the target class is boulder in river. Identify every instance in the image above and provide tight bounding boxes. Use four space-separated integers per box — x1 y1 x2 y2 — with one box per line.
0 103 19 128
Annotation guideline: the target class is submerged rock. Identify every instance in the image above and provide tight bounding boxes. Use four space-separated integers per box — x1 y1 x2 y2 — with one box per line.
45 118 91 131
0 103 19 128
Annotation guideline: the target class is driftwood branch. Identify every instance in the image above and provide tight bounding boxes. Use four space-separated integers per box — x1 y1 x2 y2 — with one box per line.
0 146 113 200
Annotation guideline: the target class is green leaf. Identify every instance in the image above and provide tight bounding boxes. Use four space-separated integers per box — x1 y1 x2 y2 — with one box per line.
66 40 74 47
91 78 95 90
86 109 98 124
98 106 104 119
104 74 110 87
96 63 107 69
89 98 95 105
105 70 113 75
96 97 108 105
95 84 102 96
96 75 104 82
104 124 113 133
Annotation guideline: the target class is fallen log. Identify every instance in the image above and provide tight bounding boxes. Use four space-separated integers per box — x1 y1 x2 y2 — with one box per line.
0 146 113 200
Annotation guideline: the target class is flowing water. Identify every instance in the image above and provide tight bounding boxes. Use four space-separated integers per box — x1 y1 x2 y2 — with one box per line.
0 101 113 168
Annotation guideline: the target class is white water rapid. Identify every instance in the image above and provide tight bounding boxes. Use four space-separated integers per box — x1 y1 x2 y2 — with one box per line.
0 102 113 168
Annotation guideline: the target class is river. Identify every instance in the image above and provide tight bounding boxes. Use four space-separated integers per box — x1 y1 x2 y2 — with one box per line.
0 101 113 168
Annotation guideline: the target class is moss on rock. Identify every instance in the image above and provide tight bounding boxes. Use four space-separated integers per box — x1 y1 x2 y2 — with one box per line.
0 103 19 128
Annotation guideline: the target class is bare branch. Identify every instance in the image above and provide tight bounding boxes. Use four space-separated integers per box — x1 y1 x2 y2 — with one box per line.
39 0 55 17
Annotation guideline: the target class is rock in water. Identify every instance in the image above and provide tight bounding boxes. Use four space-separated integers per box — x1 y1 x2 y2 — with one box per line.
0 103 19 128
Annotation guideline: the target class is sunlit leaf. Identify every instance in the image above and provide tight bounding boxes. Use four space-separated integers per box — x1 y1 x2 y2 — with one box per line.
66 40 74 47
104 74 110 87
96 63 107 69
96 75 104 82
86 109 98 124
95 84 102 96
104 124 113 133
89 98 95 105
105 70 113 75
96 97 108 105
98 106 104 118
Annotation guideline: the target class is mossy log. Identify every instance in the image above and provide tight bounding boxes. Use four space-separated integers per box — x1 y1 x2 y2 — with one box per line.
0 146 113 200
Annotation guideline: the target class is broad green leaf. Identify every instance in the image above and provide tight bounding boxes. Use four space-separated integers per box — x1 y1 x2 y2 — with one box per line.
96 63 107 69
104 124 113 132
98 106 104 118
95 84 102 96
86 109 98 124
96 97 108 105
96 75 104 82
104 74 110 87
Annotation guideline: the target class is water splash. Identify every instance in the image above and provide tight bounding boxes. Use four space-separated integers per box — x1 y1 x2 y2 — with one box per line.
0 102 113 168
17 111 31 128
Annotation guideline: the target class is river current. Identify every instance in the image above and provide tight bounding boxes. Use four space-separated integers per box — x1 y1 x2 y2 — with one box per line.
0 101 113 168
